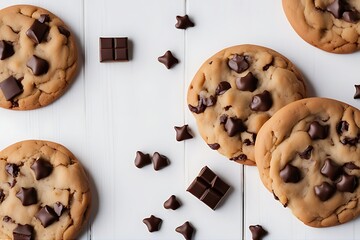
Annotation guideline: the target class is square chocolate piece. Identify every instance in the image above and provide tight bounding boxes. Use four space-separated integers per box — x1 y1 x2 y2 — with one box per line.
99 37 128 62
0 76 23 101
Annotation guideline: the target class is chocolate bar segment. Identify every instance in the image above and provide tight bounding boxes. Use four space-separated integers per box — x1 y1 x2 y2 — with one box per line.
99 37 128 62
0 76 23 101
26 20 49 44
187 166 230 210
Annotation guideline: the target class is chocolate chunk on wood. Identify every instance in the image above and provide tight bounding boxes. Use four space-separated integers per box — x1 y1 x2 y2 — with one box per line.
174 124 193 141
134 151 152 168
152 152 170 171
164 195 181 210
249 225 268 240
158 50 179 69
175 15 195 29
176 221 195 240
143 215 162 232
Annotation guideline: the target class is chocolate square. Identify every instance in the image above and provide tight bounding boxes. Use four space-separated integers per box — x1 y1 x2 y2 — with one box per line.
114 48 128 61
0 76 23 101
211 176 230 196
100 49 114 62
187 177 209 199
99 37 128 62
26 20 49 44
100 38 113 49
200 189 222 209
114 38 127 48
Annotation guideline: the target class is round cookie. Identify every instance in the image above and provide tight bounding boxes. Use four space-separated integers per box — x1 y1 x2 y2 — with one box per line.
282 0 360 53
0 5 78 110
0 140 91 239
187 44 306 165
255 98 360 227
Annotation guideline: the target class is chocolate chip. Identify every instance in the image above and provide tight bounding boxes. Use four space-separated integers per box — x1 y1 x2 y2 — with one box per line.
326 0 345 18
344 162 360 170
158 50 179 69
208 143 220 150
236 72 258 92
354 85 360 99
164 195 181 210
27 55 49 76
3 216 12 223
343 11 359 23
280 164 301 183
13 224 33 240
174 125 193 141
250 90 272 111
188 95 216 114
224 117 246 137
0 76 23 101
143 215 162 232
308 121 329 140
134 151 151 168
35 205 59 228
336 174 358 192
337 121 349 134
176 221 195 240
26 20 49 44
0 189 4 203
175 15 195 29
219 114 228 124
230 154 247 161
38 14 50 23
228 54 249 73
341 136 359 146
314 182 336 201
0 40 14 60
152 152 170 171
249 225 268 240
321 158 342 181
299 145 313 159
224 105 232 111
9 179 16 188
16 187 37 206
58 26 71 37
215 81 231 95
5 163 20 177
31 157 53 180
54 202 66 217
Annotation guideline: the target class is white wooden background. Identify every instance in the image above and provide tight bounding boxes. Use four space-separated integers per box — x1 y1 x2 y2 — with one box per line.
0 0 359 239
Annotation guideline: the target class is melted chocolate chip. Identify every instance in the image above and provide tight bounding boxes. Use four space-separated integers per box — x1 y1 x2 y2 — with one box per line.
27 55 49 76
337 121 349 134
208 143 220 150
308 121 329 140
175 15 195 29
158 50 179 69
228 54 249 73
215 81 231 95
164 195 181 210
0 40 14 60
35 205 59 228
8 179 16 188
31 157 53 180
224 117 246 137
0 189 4 203
321 158 342 181
38 14 50 23
344 162 360 170
343 11 359 23
5 163 20 177
58 26 71 38
143 215 162 232
152 152 170 171
176 221 195 240
249 225 268 240
314 182 336 201
54 202 66 217
341 137 359 146
236 72 258 92
16 187 37 206
13 224 33 240
174 125 193 141
250 90 272 111
0 76 23 101
326 0 345 18
280 164 301 183
299 145 313 159
26 20 49 44
134 151 151 168
336 174 358 192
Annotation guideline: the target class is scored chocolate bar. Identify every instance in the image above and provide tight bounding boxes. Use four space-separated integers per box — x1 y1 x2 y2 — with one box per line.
99 37 128 62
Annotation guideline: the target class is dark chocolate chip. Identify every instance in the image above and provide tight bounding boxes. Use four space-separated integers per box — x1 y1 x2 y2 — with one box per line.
204 95 216 107
16 187 37 206
236 72 258 92
175 15 195 29
27 55 49 76
308 121 329 140
3 215 12 223
13 224 33 240
230 154 247 161
0 40 14 60
143 215 162 232
158 50 178 69
249 225 268 240
224 105 232 111
35 205 59 228
299 145 313 159
188 95 216 114
250 90 272 111
343 11 359 23
208 143 220 150
38 14 50 23
54 202 66 217
31 157 53 180
337 121 349 134
134 151 151 168
215 81 231 95
321 158 342 181
164 195 181 210
228 54 249 73
344 162 360 170
0 189 4 203
314 182 336 201
341 137 359 146
336 174 358 192
326 0 345 18
0 76 23 101
5 163 20 177
224 117 246 137
280 164 301 183
26 20 49 44
152 152 170 171
219 114 228 124
354 85 360 99
174 125 193 141
176 221 195 240
9 179 16 188
272 191 279 200
58 26 71 37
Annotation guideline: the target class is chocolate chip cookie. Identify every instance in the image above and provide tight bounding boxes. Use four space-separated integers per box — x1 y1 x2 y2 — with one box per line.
187 44 306 165
283 0 360 53
0 140 91 239
0 5 78 110
255 98 360 227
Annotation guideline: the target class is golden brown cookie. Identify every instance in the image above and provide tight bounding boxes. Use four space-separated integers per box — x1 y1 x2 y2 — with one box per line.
255 98 360 227
283 0 360 53
0 5 78 110
0 140 91 239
